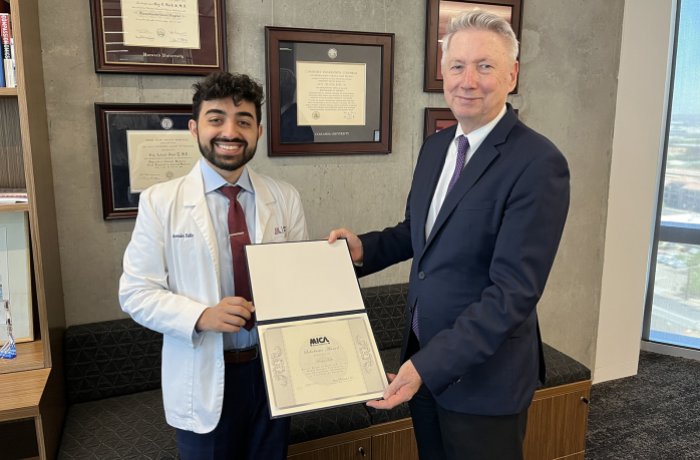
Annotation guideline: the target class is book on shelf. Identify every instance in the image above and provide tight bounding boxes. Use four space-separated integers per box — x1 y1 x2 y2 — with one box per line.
0 13 14 88
0 188 27 204
0 47 4 88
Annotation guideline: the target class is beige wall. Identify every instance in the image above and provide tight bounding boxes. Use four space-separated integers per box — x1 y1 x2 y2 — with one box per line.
595 0 675 383
38 0 625 370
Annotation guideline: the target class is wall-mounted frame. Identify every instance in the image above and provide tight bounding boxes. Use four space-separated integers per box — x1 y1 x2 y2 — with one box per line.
424 0 522 92
424 106 518 139
0 212 33 344
265 27 394 156
423 107 458 140
89 0 227 75
95 103 200 219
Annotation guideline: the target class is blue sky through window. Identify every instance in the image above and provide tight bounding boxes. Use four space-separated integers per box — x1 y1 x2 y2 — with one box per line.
672 1 700 116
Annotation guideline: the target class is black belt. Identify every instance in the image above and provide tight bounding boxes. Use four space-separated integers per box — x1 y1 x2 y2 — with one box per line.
223 346 259 364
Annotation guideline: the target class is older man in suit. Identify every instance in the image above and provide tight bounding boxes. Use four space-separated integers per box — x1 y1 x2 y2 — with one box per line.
329 10 570 460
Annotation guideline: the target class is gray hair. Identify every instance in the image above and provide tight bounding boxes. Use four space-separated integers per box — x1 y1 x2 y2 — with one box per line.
441 9 519 63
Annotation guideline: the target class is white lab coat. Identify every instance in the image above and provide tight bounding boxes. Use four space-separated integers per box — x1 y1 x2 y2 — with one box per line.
119 163 308 433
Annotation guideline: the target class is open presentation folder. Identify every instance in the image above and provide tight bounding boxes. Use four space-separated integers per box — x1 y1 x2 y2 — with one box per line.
245 239 388 418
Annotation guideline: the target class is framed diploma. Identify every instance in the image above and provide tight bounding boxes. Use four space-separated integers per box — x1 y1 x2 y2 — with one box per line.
95 103 200 219
265 27 394 156
89 0 227 75
424 0 522 92
246 240 389 417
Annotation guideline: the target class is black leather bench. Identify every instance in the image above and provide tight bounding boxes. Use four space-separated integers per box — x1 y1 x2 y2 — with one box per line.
58 284 590 459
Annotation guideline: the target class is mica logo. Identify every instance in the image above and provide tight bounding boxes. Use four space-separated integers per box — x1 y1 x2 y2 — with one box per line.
309 336 330 346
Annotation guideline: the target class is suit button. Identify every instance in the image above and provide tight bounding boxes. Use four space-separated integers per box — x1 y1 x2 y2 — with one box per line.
418 271 425 280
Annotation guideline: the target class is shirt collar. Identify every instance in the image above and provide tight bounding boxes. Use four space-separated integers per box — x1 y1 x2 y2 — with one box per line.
455 105 508 151
200 158 253 194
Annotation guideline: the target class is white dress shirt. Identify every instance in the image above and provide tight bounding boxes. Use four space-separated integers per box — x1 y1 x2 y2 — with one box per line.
425 106 507 239
200 159 258 349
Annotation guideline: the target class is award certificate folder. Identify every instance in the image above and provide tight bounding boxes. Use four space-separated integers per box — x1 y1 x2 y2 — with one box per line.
246 239 388 418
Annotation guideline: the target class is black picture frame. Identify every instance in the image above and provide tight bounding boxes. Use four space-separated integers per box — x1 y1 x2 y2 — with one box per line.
89 0 227 75
424 0 523 92
265 26 394 156
95 103 195 219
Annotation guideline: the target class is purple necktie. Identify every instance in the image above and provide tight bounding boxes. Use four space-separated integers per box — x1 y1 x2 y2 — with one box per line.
447 135 469 192
219 185 254 330
412 135 469 339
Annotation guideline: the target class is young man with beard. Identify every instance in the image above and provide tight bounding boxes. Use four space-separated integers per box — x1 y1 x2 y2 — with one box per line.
119 72 308 460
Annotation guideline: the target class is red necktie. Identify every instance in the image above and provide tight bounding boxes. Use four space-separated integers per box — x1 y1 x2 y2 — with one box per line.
219 185 254 330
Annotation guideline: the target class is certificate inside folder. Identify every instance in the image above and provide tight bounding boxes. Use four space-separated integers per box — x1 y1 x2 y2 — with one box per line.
245 240 388 417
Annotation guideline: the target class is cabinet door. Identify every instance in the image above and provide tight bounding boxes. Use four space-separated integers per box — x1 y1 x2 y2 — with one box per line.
288 438 371 460
523 383 591 460
372 427 419 460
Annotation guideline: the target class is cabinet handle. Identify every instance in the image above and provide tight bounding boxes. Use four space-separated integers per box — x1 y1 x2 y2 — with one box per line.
580 396 590 404
358 446 366 456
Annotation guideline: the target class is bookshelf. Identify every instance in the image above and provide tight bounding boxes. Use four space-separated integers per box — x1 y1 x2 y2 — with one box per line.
0 0 66 458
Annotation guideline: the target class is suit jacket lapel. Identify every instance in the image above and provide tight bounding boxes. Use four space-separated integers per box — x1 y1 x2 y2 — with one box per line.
413 126 456 249
423 107 517 252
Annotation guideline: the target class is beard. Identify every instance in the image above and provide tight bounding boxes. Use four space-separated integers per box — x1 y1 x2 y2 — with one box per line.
198 136 257 172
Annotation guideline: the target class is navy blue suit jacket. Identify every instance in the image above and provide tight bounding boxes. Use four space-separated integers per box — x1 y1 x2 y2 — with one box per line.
359 105 570 416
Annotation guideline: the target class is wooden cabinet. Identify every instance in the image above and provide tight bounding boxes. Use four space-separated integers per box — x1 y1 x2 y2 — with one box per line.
0 0 66 458
288 438 372 460
288 381 590 460
371 424 419 460
524 380 591 460
288 419 418 460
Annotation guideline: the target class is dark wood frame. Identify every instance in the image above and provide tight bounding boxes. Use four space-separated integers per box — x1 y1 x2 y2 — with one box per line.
423 107 458 140
424 106 518 139
424 0 523 92
265 27 394 156
89 0 226 75
95 103 193 219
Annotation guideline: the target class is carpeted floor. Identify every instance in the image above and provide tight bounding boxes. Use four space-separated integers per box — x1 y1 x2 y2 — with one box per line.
586 351 700 459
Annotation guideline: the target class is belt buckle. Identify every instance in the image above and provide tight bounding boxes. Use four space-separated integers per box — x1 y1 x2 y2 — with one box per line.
244 346 259 360
224 346 258 364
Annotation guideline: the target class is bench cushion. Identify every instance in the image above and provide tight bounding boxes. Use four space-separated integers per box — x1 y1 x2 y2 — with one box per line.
64 319 162 404
363 284 409 350
59 389 176 460
290 404 372 444
542 343 591 387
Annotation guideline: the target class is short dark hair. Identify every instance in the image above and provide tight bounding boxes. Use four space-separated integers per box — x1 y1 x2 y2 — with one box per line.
191 72 265 124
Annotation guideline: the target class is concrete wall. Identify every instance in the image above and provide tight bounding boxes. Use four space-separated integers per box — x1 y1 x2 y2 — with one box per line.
37 0 625 370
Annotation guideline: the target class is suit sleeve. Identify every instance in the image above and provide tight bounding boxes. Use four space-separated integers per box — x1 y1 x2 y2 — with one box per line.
119 189 208 346
411 150 570 395
358 192 414 277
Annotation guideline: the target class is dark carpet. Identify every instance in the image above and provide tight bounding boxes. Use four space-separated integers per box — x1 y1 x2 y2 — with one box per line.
586 351 700 459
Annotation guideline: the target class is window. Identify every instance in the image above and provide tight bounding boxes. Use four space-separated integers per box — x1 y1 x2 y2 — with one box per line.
644 0 700 352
